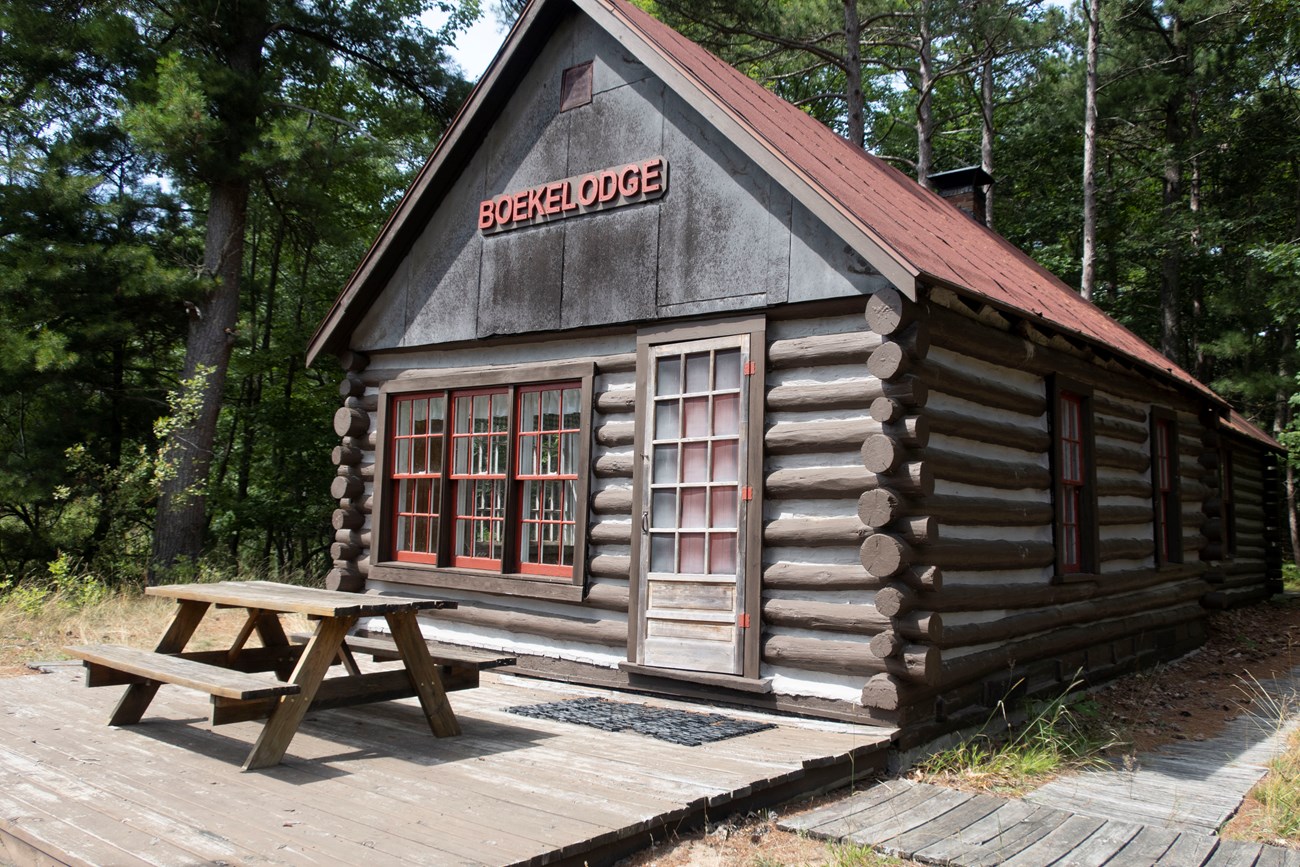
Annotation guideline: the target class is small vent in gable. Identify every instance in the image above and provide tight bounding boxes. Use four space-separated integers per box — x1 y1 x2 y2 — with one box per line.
560 61 593 111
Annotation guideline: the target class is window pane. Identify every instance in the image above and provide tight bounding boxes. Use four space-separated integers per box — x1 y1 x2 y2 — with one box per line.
709 533 737 574
414 516 430 553
518 434 536 475
413 398 428 436
455 396 472 432
685 352 710 392
681 487 706 528
715 349 741 389
683 442 708 482
562 387 581 429
653 444 678 483
541 432 559 474
712 441 738 482
655 400 679 439
396 438 411 474
413 437 427 475
561 432 577 475
650 534 674 572
396 514 409 551
429 395 445 431
713 393 739 436
683 396 708 437
427 434 443 474
656 356 681 396
652 490 676 527
541 389 560 431
520 391 540 432
711 487 738 529
680 533 705 572
397 399 412 436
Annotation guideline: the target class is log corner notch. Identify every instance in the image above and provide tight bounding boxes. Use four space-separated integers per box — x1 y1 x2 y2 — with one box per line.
329 349 372 593
858 289 941 693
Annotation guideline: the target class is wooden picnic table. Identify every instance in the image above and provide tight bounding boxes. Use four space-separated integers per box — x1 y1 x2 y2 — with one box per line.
66 581 473 770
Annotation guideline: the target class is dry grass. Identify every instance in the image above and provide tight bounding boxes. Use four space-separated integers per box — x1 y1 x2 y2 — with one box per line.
0 587 307 676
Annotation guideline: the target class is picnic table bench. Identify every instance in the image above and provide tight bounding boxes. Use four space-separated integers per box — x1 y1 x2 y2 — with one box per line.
64 581 512 770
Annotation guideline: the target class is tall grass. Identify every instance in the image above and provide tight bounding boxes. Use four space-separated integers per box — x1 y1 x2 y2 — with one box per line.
914 679 1120 795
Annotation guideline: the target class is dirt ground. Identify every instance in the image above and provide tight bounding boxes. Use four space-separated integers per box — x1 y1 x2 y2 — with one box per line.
5 595 1298 865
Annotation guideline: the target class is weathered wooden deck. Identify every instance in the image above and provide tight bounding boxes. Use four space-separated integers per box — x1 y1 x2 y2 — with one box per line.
0 664 891 866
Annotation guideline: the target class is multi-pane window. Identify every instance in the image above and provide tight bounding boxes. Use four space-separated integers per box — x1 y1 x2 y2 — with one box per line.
1152 415 1182 565
390 393 446 564
648 347 743 577
385 377 587 581
516 383 582 576
1058 391 1086 573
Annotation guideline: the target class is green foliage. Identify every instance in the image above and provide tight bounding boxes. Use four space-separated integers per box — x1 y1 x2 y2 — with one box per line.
826 841 906 866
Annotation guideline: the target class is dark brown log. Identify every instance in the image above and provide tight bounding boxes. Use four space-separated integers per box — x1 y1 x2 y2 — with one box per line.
332 558 363 581
596 389 636 414
1100 537 1154 562
927 408 1051 454
858 488 903 528
871 397 905 423
933 577 1207 648
766 376 926 412
1098 476 1152 499
594 352 637 374
338 350 369 373
760 562 941 593
860 534 913 578
924 495 1053 527
761 598 889 635
865 286 916 336
924 561 1204 612
325 568 364 593
920 357 1046 417
591 486 633 515
900 566 943 592
589 554 631 579
867 341 910 379
338 373 365 398
589 522 631 546
761 634 937 684
861 673 918 711
584 581 629 612
764 516 864 547
595 453 633 478
862 434 905 474
1095 413 1148 444
1199 451 1220 470
331 508 364 531
333 406 370 439
869 631 903 659
596 422 634 447
339 494 373 514
768 330 880 369
345 393 379 413
929 448 1051 490
765 416 927 454
1090 392 1147 422
765 463 933 498
875 583 917 617
331 474 364 501
924 539 1056 570
427 605 625 647
1201 516 1222 541
1096 441 1149 473
334 529 371 548
332 445 363 466
1099 504 1152 526
330 542 361 561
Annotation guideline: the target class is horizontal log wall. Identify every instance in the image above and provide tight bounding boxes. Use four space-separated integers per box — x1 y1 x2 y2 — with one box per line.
1201 446 1274 608
864 290 1220 743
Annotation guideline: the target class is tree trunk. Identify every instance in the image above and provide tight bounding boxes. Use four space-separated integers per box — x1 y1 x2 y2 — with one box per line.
980 50 995 229
149 178 251 581
843 0 866 150
1081 0 1100 301
915 5 935 186
1159 15 1187 365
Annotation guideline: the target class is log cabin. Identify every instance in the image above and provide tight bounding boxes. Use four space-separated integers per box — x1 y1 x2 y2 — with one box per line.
305 0 1285 746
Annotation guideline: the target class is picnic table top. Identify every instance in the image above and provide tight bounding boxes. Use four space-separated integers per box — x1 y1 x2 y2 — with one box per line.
146 580 457 619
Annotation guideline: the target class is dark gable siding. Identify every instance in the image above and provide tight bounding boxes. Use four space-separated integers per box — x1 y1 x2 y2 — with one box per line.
349 10 888 356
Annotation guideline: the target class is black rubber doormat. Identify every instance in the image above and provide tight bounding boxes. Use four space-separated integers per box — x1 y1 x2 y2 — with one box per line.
507 697 776 746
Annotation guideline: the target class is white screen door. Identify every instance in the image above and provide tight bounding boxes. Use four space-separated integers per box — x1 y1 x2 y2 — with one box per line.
636 336 750 674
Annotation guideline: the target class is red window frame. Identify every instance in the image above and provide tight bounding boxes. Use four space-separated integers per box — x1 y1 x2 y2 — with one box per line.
389 392 446 564
449 388 510 570
1059 391 1086 574
515 382 582 577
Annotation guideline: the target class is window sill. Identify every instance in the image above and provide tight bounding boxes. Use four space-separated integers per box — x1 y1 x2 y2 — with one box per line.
1053 571 1099 585
369 563 586 602
619 662 773 694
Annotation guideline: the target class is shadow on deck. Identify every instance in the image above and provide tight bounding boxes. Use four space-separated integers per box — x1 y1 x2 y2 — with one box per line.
0 665 893 866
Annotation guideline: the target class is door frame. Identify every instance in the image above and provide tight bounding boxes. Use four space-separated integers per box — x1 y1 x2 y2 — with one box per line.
627 315 766 679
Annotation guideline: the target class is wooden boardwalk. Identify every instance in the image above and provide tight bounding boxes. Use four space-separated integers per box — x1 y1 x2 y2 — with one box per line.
0 665 891 866
783 663 1300 866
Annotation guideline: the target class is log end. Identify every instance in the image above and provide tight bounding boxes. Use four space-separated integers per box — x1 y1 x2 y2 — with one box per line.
860 534 913 579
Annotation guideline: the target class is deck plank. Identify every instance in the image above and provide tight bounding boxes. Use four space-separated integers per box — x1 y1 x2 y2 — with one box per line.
1152 833 1219 866
879 793 1006 859
998 814 1107 867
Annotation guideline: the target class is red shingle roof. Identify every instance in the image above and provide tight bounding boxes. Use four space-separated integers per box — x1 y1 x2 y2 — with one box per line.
594 0 1219 404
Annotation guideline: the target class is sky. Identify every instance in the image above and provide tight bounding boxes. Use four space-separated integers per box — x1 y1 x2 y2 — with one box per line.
438 10 512 82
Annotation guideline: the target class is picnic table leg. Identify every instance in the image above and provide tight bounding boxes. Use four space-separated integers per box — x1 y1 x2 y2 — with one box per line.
242 614 357 771
386 610 461 738
251 610 297 679
108 599 210 726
